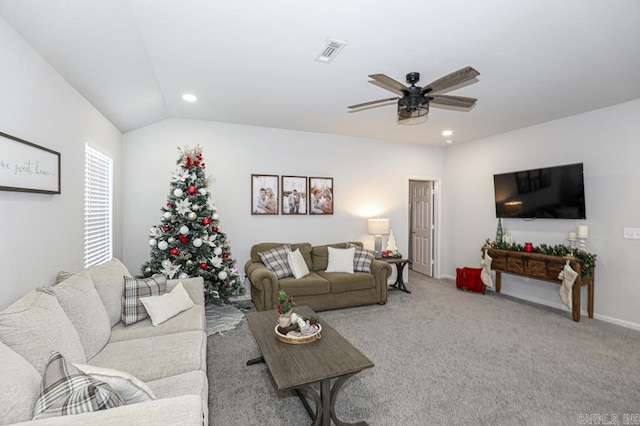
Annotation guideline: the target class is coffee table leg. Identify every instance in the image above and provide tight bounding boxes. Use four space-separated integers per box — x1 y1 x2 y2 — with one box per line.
295 373 367 426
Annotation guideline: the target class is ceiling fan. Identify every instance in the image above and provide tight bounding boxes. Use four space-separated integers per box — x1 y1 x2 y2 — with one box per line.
348 66 480 123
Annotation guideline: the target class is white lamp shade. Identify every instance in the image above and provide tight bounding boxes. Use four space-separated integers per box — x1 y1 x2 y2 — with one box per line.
368 218 390 235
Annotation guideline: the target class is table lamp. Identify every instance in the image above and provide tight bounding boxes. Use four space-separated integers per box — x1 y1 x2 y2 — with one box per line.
368 218 390 258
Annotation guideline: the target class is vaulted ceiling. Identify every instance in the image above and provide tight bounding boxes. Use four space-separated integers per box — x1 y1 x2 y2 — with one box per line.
1 0 639 145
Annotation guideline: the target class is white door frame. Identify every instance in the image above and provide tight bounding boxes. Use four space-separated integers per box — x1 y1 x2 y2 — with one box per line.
407 175 441 279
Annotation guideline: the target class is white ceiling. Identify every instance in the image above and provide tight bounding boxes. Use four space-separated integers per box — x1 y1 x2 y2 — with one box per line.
1 0 639 146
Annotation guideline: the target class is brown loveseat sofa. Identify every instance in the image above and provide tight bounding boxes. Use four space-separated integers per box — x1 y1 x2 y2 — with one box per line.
245 242 392 312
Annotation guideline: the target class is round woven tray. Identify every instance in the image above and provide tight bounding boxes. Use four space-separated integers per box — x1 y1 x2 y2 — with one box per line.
274 323 322 345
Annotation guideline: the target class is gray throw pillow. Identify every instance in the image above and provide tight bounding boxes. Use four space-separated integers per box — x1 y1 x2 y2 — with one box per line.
122 274 167 325
258 245 294 279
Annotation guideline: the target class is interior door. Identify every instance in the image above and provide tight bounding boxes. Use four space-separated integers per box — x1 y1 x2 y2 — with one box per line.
409 180 434 276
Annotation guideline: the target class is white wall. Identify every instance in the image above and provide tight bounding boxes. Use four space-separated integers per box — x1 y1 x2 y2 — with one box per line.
444 98 640 328
122 118 446 284
0 18 122 309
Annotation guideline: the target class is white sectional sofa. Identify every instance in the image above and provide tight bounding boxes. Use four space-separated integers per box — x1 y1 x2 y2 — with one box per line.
0 259 208 425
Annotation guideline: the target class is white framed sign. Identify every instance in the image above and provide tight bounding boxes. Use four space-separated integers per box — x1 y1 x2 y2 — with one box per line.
0 131 61 194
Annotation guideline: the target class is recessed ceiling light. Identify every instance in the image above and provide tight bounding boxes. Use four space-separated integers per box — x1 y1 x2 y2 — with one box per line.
442 130 453 136
182 93 197 102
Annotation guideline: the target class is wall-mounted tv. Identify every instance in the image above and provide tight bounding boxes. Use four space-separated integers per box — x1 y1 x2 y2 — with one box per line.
493 163 586 219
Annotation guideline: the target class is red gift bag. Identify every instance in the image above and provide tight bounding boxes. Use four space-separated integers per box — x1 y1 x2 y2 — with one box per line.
455 267 484 293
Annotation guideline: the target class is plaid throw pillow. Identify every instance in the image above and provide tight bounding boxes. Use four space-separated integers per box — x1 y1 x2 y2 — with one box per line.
347 243 375 273
122 274 167 325
258 245 293 279
33 352 123 420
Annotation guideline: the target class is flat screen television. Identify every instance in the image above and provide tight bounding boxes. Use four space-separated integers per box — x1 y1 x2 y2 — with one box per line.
493 163 586 219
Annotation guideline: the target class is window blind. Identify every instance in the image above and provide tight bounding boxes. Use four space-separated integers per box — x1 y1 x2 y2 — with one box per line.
84 144 113 268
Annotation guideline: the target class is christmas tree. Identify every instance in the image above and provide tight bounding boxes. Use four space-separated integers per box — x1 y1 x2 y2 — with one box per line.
141 145 243 302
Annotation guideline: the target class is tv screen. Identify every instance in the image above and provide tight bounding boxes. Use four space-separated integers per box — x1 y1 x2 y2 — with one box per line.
493 163 586 219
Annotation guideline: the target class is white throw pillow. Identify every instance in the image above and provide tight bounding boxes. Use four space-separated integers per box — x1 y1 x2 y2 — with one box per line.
325 247 355 274
73 363 156 404
287 249 310 279
139 282 194 326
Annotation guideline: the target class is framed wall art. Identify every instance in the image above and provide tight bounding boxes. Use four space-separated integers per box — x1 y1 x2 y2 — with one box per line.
281 176 307 215
0 131 61 194
251 174 279 215
309 177 333 215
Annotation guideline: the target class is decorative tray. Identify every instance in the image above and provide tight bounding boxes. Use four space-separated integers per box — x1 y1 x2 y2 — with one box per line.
274 323 322 345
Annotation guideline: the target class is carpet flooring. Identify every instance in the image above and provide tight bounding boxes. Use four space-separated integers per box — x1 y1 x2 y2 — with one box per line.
207 271 640 425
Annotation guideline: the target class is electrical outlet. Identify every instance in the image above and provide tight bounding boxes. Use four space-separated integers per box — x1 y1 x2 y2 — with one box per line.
623 228 640 239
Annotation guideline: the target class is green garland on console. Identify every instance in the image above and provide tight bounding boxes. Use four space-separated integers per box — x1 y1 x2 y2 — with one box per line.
484 239 597 278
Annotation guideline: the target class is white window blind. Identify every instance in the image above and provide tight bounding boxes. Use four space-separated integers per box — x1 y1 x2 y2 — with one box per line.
84 144 113 268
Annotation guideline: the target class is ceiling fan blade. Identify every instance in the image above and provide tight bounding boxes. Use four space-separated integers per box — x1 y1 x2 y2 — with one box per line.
368 74 408 94
348 97 399 109
429 94 477 109
368 80 404 96
422 66 480 94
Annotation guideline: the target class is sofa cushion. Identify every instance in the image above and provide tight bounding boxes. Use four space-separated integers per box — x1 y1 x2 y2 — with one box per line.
0 341 41 425
258 245 294 279
311 242 363 271
139 282 195 327
109 304 205 343
326 247 356 273
88 330 206 382
147 370 209 425
287 248 310 279
122 274 167 325
73 363 156 404
33 352 124 420
251 242 313 269
278 272 330 297
44 271 111 359
58 258 133 327
317 271 376 293
348 243 375 273
0 290 86 375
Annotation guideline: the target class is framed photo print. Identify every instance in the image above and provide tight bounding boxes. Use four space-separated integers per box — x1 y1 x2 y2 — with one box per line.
251 174 279 215
309 177 333 215
282 176 307 215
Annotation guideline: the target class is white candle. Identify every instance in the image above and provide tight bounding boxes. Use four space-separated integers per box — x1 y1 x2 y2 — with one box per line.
578 225 589 238
568 231 578 240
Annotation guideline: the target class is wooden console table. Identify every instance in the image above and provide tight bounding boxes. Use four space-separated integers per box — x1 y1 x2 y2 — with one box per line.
484 248 595 322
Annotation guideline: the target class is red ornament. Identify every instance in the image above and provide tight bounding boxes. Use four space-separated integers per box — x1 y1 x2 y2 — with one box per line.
187 186 197 195
163 226 169 232
194 161 200 167
170 248 179 256
202 217 211 225
212 226 219 232
201 163 205 168
166 203 173 208
199 262 207 270
186 157 192 168
222 252 229 259
179 235 188 244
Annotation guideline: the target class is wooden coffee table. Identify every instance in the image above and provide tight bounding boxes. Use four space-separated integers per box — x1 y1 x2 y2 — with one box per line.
246 306 374 426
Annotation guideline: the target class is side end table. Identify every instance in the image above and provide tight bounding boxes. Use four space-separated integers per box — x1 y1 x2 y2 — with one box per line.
382 257 412 294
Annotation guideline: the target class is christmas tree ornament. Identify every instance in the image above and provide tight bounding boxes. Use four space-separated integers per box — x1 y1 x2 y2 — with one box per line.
149 238 157 246
168 237 175 243
187 212 197 221
166 202 174 208
179 235 188 244
200 262 208 270
161 259 171 269
180 226 189 235
187 186 197 195
163 212 172 219
222 252 229 259
213 226 219 232
170 248 179 256
218 271 228 280
193 238 203 248
158 241 168 250
178 272 189 279
212 213 219 220
199 188 207 196
214 247 223 256
163 226 169 232
202 217 211 225
173 188 184 197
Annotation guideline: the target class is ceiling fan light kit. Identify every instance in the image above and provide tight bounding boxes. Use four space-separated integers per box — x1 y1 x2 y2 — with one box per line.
348 66 480 125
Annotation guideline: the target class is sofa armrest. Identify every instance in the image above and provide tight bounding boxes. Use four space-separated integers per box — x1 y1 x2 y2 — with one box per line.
13 395 205 425
370 259 392 303
167 277 205 305
245 261 279 311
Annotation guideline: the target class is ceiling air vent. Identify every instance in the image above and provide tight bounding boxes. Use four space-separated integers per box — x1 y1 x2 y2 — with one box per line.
315 39 347 64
